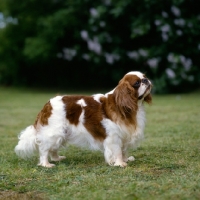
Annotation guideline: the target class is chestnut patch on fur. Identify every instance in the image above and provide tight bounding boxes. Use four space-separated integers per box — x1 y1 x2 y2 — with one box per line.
62 96 106 141
62 96 82 125
34 101 52 127
84 97 106 141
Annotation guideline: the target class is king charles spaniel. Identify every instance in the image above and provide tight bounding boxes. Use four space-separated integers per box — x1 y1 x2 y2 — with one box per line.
15 71 152 167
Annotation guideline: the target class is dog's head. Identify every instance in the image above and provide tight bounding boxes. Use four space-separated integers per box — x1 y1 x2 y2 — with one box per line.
114 71 152 117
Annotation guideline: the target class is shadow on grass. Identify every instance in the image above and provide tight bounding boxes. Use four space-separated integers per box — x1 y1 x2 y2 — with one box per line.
58 150 105 168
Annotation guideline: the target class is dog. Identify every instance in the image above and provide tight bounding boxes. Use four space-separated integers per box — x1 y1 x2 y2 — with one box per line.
15 71 152 167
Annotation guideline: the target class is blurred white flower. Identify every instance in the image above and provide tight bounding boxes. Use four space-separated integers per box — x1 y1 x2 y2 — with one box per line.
180 55 186 63
161 24 170 32
87 37 102 54
167 53 177 63
127 51 139 60
104 33 112 43
174 18 185 26
166 68 176 78
168 54 193 71
167 53 174 63
133 28 143 35
180 56 192 71
104 53 120 64
80 30 88 41
103 0 111 5
176 30 183 36
99 21 106 27
162 32 169 41
159 24 171 41
90 8 98 18
171 6 181 17
0 13 18 28
162 11 168 18
155 19 161 26
63 48 77 60
184 58 192 70
0 21 6 28
138 49 148 57
147 58 160 69
82 54 90 60
0 12 4 20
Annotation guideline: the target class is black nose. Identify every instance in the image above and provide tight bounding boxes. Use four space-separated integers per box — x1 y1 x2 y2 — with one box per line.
142 78 149 85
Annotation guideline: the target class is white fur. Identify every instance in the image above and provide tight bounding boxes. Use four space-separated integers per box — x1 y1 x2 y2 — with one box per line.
101 102 146 166
15 125 37 159
127 71 144 78
93 94 105 103
77 99 87 107
105 88 115 97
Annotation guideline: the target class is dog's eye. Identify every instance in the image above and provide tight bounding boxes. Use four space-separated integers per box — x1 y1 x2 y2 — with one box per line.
133 81 140 88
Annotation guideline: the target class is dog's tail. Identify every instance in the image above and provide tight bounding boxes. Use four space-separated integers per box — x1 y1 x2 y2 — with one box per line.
15 125 38 159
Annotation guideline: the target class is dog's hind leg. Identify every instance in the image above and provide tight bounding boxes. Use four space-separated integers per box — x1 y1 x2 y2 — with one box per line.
38 145 55 168
37 130 67 167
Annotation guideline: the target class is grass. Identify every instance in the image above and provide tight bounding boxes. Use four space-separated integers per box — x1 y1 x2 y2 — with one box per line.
0 86 200 200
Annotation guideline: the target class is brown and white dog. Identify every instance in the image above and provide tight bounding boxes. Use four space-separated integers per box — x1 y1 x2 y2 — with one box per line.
15 71 152 167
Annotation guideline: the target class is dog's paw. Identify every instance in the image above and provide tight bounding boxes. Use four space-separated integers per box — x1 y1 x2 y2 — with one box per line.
38 163 55 168
128 156 135 162
51 156 66 162
123 156 135 162
114 161 127 167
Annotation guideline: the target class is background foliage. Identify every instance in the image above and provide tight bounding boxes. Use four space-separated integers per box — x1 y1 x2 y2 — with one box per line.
0 0 200 93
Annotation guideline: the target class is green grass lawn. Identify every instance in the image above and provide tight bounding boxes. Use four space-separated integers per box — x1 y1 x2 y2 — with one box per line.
0 87 200 200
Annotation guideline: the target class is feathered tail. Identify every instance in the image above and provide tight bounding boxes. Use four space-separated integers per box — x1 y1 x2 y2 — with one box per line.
15 125 38 159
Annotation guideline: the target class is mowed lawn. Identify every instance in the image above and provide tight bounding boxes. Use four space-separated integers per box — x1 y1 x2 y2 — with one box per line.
0 87 200 200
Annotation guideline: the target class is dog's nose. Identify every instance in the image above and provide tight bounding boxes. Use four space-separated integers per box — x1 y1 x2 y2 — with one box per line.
142 78 149 85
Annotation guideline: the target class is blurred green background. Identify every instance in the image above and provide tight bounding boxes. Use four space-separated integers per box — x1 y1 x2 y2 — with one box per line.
0 0 200 93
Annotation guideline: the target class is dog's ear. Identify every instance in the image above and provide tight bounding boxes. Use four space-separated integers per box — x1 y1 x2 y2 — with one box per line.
144 93 152 104
114 81 138 118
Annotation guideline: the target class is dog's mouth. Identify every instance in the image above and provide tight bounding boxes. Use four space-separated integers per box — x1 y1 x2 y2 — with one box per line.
138 84 151 100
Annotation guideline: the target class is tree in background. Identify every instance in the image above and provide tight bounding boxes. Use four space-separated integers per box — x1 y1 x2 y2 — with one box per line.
0 0 200 93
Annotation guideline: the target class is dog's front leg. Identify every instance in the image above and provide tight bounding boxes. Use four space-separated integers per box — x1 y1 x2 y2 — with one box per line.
114 151 127 167
38 146 55 168
103 136 127 167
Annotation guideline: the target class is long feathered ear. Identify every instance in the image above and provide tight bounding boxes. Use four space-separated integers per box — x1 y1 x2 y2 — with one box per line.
144 93 152 104
113 81 138 118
